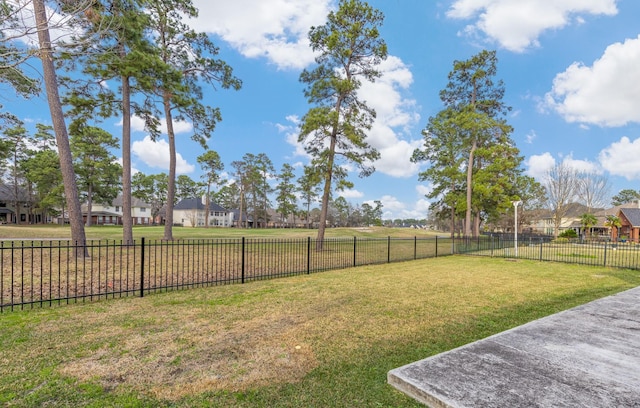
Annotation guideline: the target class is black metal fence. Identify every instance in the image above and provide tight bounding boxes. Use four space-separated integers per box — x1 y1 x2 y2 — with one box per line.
454 235 640 270
1 236 452 312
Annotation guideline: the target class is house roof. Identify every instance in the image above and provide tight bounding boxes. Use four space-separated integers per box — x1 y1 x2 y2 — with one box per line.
594 201 640 217
111 195 152 208
0 184 29 202
174 198 228 212
620 208 640 227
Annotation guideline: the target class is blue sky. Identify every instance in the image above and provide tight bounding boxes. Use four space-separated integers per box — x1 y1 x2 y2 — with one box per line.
6 0 640 219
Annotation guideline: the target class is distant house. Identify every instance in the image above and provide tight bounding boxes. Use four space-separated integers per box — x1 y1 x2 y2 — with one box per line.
0 183 32 224
527 203 594 236
174 198 233 227
83 195 153 225
616 205 640 242
265 208 305 228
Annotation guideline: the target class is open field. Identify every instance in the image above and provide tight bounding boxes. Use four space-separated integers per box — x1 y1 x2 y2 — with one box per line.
2 256 639 407
0 225 438 241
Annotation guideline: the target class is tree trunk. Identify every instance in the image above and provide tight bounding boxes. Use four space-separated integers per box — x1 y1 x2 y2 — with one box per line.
86 185 93 227
33 0 87 251
464 139 476 237
162 91 175 241
316 135 336 251
204 183 210 228
121 74 134 243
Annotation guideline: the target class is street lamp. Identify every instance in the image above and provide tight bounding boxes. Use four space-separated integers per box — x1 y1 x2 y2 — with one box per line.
512 200 522 257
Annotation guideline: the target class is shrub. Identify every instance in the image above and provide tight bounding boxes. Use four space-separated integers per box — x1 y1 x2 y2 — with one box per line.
558 229 577 238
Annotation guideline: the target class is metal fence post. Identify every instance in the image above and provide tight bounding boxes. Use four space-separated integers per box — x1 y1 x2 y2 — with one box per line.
603 241 608 267
435 236 438 258
539 237 543 261
353 236 357 267
241 237 246 284
307 236 311 274
387 236 391 263
140 238 145 298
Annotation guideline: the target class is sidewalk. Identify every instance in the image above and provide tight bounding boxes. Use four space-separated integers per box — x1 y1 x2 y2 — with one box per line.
388 286 640 407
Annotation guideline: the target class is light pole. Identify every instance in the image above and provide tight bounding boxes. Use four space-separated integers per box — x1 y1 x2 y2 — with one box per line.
512 200 522 257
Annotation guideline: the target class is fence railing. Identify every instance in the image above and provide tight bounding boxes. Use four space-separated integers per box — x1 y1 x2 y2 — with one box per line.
1 236 452 312
454 235 640 270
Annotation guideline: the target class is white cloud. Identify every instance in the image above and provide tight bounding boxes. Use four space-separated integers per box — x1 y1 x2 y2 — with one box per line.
190 0 331 70
525 130 537 144
416 184 433 198
562 155 600 174
131 136 195 174
367 194 431 220
4 1 82 48
117 116 194 135
447 0 618 52
371 195 404 213
545 35 640 127
526 152 556 180
527 152 600 181
356 56 422 178
337 189 364 199
279 115 309 159
599 136 640 180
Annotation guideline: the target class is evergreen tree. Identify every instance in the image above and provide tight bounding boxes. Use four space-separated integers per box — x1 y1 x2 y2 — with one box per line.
297 165 321 228
275 163 297 226
197 150 224 228
298 0 387 249
145 0 241 240
70 124 121 226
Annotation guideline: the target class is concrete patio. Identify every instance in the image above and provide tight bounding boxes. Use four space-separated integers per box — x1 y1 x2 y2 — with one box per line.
388 286 640 407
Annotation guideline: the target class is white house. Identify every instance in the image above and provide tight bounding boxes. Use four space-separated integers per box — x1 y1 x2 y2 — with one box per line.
173 198 233 227
84 195 153 225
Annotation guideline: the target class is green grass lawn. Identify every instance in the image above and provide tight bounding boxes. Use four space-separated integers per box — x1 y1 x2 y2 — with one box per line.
2 256 639 407
0 224 439 241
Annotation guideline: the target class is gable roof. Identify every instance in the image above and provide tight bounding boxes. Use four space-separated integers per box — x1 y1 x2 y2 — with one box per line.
594 201 640 217
174 198 228 212
111 195 151 208
619 208 640 227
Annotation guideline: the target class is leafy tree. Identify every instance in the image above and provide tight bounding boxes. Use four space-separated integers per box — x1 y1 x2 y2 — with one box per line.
61 0 161 243
362 200 383 226
145 0 241 240
230 160 249 228
131 172 168 224
298 0 387 249
214 183 240 213
0 0 86 244
197 150 224 228
3 124 29 223
0 1 39 97
297 165 321 228
275 163 297 226
439 50 511 237
23 150 64 223
331 196 351 227
237 153 273 228
412 108 466 238
176 175 203 202
70 124 121 226
611 189 640 206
